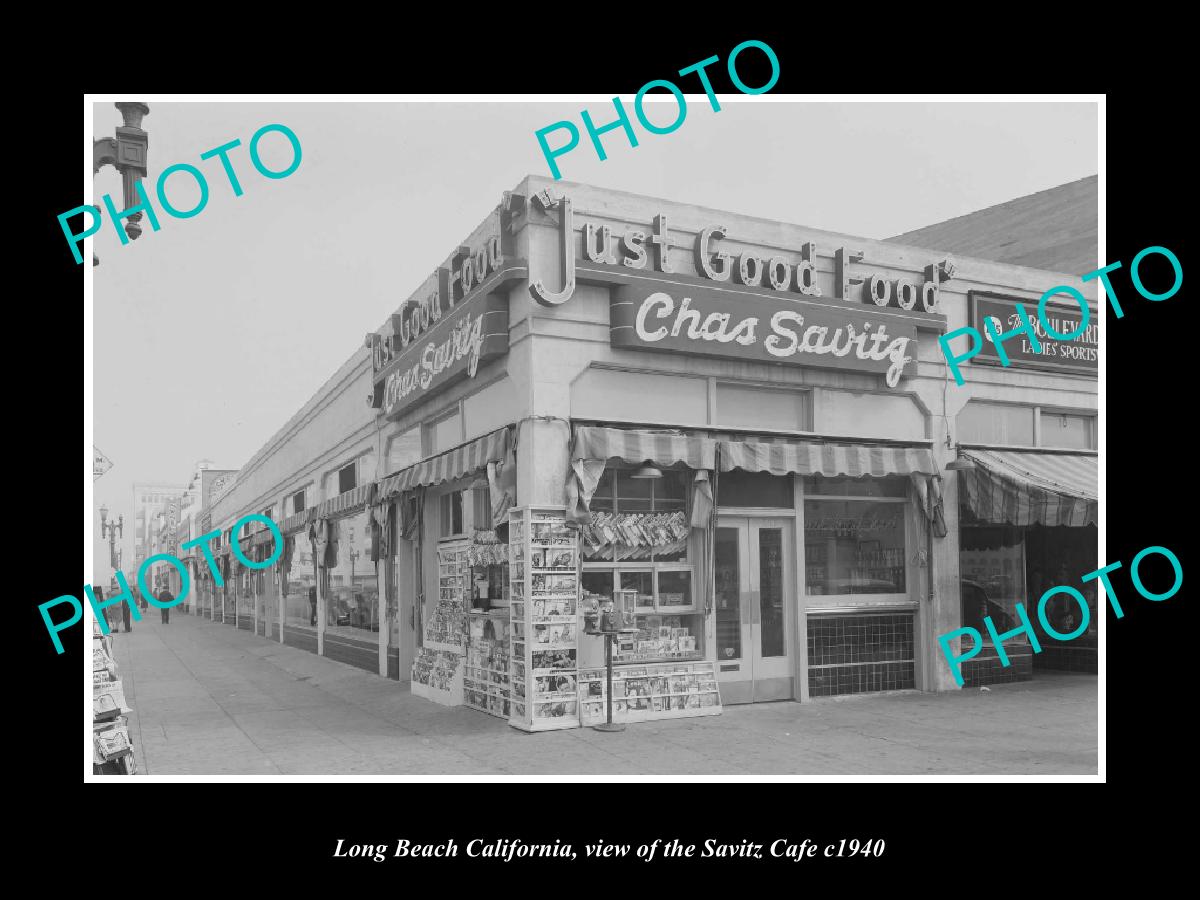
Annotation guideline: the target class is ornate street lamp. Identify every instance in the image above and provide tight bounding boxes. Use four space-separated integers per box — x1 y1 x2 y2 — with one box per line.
92 102 150 266
99 504 124 570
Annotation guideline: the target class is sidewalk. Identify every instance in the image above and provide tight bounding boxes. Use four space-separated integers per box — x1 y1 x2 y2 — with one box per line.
109 612 1098 776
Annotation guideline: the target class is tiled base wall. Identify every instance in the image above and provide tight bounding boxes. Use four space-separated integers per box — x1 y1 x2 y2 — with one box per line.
807 613 916 697
962 652 1033 687
1036 644 1097 673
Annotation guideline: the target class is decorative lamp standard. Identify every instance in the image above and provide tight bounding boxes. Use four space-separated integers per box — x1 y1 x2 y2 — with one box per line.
92 102 150 266
99 504 124 571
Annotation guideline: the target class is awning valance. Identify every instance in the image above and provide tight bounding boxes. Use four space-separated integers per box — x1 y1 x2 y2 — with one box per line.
566 426 717 524
279 509 312 535
719 440 937 477
313 483 376 520
959 449 1097 527
570 426 717 470
377 426 511 500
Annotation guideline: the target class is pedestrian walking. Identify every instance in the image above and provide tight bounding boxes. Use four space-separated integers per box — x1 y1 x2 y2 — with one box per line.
309 586 318 626
122 595 132 633
157 586 174 624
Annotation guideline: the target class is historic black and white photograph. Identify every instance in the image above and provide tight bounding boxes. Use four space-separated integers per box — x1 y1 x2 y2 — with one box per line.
86 96 1100 778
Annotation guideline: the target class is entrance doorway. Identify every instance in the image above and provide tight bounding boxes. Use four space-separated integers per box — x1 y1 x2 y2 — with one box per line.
713 517 794 703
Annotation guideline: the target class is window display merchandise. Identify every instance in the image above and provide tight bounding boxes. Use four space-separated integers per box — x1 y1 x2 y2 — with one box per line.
578 660 722 725
409 540 469 705
464 610 511 718
93 617 136 775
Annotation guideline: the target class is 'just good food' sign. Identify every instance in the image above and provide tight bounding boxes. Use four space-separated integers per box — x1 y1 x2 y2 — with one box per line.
610 283 918 388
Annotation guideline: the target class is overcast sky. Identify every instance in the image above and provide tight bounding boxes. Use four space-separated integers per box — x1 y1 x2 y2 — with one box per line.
89 98 1097 578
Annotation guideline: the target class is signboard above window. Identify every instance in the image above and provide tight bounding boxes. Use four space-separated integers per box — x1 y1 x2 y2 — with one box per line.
968 291 1097 375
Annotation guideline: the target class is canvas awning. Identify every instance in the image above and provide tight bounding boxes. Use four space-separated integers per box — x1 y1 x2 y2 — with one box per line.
313 483 376 520
279 508 312 535
958 448 1097 527
719 439 937 477
377 426 511 500
570 426 717 470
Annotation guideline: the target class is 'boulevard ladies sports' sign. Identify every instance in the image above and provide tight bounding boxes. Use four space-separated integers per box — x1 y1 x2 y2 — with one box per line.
611 284 918 387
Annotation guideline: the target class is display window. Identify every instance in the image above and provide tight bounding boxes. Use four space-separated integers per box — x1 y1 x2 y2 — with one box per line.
325 510 378 640
959 522 1027 651
581 465 701 663
803 476 910 600
581 568 704 664
237 568 254 617
284 530 317 629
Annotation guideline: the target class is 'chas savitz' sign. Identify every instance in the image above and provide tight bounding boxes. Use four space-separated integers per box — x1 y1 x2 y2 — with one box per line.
611 282 919 387
368 231 514 420
524 189 948 389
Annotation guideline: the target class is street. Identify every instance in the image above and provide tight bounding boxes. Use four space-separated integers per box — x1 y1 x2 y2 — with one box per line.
109 613 1098 776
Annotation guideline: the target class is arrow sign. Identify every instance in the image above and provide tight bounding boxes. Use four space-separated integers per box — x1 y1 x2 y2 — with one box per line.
93 446 113 481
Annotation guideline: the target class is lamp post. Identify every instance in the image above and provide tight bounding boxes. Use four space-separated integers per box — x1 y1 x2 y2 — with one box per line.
92 102 150 267
99 504 124 572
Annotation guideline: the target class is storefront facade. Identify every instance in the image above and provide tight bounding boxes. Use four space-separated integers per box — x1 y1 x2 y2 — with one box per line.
206 174 1098 724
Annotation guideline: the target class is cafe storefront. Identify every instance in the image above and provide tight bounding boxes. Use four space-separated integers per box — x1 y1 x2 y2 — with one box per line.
209 173 1097 727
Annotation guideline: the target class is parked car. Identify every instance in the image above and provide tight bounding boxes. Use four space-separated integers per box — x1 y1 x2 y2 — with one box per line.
960 579 1016 634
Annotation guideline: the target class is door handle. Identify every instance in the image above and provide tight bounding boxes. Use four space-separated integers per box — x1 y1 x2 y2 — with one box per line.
748 591 761 626
741 592 753 626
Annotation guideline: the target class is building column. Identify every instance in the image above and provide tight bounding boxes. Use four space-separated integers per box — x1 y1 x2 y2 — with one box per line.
515 418 572 507
316 562 325 657
912 378 971 692
377 558 387 677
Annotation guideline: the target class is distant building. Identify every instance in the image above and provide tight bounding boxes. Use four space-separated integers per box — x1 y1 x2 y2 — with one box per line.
887 175 1097 276
130 482 186 575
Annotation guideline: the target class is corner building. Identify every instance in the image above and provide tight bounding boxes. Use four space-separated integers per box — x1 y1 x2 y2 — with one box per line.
201 175 1097 728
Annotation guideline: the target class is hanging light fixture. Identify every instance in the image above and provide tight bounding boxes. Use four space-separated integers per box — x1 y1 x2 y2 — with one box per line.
630 464 663 479
945 446 976 471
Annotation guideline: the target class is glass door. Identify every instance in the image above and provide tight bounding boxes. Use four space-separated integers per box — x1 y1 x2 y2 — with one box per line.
714 517 794 703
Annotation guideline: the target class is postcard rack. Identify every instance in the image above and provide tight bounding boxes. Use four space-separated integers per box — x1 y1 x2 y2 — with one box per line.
410 539 468 706
464 609 511 719
93 617 137 775
508 506 581 732
577 660 722 725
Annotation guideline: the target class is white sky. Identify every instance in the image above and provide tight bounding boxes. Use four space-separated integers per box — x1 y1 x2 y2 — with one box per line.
90 98 1097 579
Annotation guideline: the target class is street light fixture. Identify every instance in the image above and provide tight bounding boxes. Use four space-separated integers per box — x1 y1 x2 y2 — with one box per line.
99 505 124 570
92 102 150 266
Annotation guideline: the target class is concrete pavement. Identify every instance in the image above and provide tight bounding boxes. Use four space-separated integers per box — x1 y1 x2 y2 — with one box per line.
108 612 1098 776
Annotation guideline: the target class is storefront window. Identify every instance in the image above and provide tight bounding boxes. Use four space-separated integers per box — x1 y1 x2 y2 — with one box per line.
439 491 465 538
1039 411 1096 450
238 568 254 619
716 470 793 507
804 490 907 596
657 569 692 609
807 476 908 497
585 468 688 562
958 402 1035 446
325 511 378 640
582 465 698 663
959 524 1027 650
284 531 316 629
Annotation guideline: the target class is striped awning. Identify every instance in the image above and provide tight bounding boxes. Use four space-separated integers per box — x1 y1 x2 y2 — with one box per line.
378 426 511 500
279 508 311 535
959 449 1097 527
571 426 717 469
313 483 376 520
719 440 936 477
